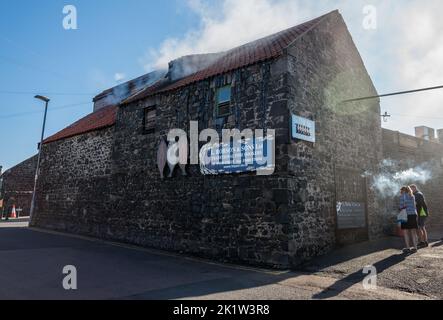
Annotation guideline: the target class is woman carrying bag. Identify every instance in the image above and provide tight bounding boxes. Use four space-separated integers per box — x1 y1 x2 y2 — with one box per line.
399 186 419 254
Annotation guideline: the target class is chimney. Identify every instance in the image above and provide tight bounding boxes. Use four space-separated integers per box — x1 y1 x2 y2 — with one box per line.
415 126 436 142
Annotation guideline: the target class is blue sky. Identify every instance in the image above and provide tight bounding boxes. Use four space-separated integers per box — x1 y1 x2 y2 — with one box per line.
1 0 442 170
0 0 200 170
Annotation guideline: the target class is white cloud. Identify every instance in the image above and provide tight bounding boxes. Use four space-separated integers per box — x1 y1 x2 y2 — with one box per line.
142 0 318 71
89 69 111 91
378 1 443 135
141 0 443 135
114 72 127 83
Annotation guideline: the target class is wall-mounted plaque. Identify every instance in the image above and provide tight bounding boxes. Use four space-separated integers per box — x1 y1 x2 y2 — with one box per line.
291 115 316 143
336 202 367 229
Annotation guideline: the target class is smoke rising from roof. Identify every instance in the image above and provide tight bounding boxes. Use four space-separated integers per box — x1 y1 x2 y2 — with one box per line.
114 73 127 82
167 53 225 82
366 159 441 198
140 0 443 136
96 70 167 108
142 0 315 71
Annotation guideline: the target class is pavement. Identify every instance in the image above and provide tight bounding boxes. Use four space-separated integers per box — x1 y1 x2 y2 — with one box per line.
0 219 441 300
301 235 443 300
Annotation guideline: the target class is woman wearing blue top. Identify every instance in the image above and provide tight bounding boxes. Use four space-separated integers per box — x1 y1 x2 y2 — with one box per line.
400 186 418 253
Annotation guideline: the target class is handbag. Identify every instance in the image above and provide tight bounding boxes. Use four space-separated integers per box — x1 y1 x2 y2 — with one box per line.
397 209 408 224
419 208 428 217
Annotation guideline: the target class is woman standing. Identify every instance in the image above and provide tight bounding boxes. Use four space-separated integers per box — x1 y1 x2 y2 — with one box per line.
399 186 419 253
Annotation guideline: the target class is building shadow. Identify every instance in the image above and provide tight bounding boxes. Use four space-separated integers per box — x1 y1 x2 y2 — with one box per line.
124 238 406 300
0 225 300 300
311 252 406 299
300 237 404 273
0 225 416 300
123 272 295 300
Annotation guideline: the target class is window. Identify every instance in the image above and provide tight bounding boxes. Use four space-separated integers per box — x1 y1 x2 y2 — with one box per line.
216 86 232 117
143 106 156 133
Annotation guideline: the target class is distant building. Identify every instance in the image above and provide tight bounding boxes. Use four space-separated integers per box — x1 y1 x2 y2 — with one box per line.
415 126 437 142
438 129 443 144
0 155 37 218
0 166 3 212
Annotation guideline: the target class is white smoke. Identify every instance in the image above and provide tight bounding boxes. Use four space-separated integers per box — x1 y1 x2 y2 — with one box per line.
141 0 316 71
114 73 126 83
368 159 437 198
167 53 224 81
139 0 443 135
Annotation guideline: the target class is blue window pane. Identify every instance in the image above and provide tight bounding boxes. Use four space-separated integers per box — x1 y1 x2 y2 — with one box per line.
217 86 231 104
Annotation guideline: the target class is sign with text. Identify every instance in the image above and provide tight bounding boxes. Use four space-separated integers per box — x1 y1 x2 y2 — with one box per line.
200 136 274 175
291 115 316 143
336 202 367 229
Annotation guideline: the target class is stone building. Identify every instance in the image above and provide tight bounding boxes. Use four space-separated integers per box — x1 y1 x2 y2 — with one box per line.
32 10 386 268
0 155 38 217
438 129 443 143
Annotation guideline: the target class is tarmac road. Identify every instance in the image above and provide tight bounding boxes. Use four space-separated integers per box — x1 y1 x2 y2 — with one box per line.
0 219 440 300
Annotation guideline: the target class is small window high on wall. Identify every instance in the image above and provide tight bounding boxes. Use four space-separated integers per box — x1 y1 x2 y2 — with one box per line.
143 106 156 133
216 86 232 117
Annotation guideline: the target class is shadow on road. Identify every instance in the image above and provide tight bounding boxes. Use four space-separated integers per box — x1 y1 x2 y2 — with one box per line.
300 237 404 273
124 273 293 300
0 224 421 300
0 225 298 300
311 253 406 299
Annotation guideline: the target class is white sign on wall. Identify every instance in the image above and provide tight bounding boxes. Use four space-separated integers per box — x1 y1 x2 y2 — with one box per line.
291 115 316 143
336 202 367 230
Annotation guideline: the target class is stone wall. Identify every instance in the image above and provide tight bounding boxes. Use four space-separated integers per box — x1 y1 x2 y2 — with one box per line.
108 57 291 269
382 129 443 232
285 12 383 265
31 128 114 231
1 155 38 217
33 57 292 268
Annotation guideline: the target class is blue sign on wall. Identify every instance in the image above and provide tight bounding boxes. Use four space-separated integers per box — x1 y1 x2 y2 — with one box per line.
200 137 275 175
291 115 316 143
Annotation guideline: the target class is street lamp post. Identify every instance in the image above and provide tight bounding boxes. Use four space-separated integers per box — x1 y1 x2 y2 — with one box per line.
29 95 50 221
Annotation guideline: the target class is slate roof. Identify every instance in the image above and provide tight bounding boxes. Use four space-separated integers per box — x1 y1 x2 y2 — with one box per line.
123 11 332 104
43 105 117 144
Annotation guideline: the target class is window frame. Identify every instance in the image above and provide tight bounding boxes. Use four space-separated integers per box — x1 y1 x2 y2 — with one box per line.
143 105 157 134
215 85 232 118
